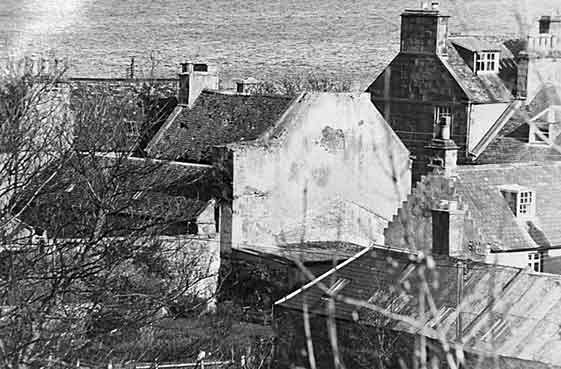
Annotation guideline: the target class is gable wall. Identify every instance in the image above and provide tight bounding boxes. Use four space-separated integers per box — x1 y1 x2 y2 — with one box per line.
366 54 469 182
231 94 411 258
383 174 487 260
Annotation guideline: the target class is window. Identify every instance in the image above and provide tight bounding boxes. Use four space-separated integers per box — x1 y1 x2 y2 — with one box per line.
475 52 498 73
530 123 550 144
123 119 139 139
518 191 533 216
528 251 543 272
500 186 536 218
321 278 350 300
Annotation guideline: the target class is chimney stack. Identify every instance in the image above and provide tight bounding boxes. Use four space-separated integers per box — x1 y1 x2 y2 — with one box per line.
515 51 529 100
431 200 465 257
177 62 219 107
426 116 459 177
400 5 449 55
235 77 261 94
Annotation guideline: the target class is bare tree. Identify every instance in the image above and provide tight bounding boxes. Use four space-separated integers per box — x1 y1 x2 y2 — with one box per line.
0 63 220 369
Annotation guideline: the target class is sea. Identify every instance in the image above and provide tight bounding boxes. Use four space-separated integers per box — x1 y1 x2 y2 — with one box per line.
0 0 559 86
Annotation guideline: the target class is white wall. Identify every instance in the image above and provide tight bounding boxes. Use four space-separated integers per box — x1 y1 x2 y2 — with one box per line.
469 103 509 152
231 93 411 258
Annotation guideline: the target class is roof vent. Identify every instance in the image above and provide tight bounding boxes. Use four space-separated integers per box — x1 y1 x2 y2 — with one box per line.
431 1 440 10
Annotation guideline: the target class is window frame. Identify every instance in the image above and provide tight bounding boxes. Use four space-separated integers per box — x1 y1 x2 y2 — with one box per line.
528 251 544 272
475 52 499 73
500 187 536 218
529 122 551 145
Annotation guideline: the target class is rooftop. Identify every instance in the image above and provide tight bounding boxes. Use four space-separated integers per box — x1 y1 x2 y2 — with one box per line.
275 246 561 367
455 161 561 250
15 155 216 238
146 90 294 162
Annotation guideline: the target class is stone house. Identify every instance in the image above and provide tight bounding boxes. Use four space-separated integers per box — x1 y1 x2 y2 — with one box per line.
274 244 561 369
384 120 561 272
7 155 222 307
145 64 411 260
366 3 561 182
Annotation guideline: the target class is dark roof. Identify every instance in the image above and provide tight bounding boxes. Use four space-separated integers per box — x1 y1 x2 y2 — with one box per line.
441 40 514 103
240 241 365 263
455 162 561 250
476 85 561 163
70 79 178 153
146 90 294 162
275 246 561 367
16 155 214 238
451 36 502 52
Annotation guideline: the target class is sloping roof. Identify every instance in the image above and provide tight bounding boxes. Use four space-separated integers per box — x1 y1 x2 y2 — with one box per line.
275 246 561 367
15 155 215 238
451 36 502 52
476 85 561 163
441 40 514 103
455 162 561 250
146 90 294 162
70 79 178 154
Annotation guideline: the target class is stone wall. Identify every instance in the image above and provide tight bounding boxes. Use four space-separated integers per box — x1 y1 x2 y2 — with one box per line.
231 93 411 258
383 174 487 260
367 54 469 182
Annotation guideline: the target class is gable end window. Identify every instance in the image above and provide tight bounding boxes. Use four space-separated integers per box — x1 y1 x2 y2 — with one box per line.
475 52 499 73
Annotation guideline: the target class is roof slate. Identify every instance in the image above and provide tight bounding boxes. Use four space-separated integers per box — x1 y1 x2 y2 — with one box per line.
476 85 561 164
147 90 294 162
16 155 214 238
441 41 514 103
455 162 561 250
276 246 561 367
451 36 502 52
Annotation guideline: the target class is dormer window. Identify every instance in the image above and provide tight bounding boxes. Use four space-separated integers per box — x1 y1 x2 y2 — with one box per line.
500 186 536 218
529 106 561 145
475 52 499 73
530 122 550 144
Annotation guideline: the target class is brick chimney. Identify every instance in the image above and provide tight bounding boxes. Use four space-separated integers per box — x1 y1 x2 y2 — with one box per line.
178 62 219 107
426 116 459 177
431 200 465 257
400 3 450 56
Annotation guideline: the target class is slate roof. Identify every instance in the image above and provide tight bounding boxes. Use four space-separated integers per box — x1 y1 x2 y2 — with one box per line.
454 162 561 250
69 79 178 154
441 40 514 103
275 246 561 367
476 85 561 163
146 90 294 162
451 36 502 52
15 155 215 238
